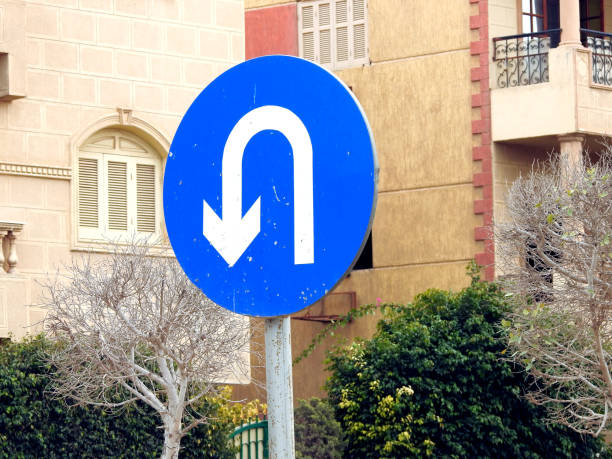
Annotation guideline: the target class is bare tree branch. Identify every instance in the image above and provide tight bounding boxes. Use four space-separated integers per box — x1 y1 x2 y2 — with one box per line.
41 239 262 458
496 148 612 436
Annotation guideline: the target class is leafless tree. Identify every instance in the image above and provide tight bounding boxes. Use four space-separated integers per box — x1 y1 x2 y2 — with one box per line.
496 149 612 436
41 241 260 458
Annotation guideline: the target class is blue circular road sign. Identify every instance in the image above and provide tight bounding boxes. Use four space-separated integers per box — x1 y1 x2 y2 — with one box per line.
164 55 377 317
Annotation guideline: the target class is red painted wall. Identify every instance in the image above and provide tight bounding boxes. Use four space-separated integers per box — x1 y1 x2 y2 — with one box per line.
245 4 298 59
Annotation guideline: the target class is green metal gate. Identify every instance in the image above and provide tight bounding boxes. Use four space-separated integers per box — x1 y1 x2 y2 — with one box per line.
230 418 268 459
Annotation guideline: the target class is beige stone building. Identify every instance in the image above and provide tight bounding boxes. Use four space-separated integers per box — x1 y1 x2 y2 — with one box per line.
236 0 612 402
0 0 244 339
3 0 612 404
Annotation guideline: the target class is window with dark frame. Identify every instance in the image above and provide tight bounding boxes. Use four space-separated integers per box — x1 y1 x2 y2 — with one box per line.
522 0 547 33
580 0 604 31
519 1 605 35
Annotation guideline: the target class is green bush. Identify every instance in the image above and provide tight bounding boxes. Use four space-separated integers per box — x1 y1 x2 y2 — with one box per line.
326 275 611 458
294 398 345 459
0 335 236 458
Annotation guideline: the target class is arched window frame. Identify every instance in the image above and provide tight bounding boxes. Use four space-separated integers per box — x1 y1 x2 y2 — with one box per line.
70 113 170 251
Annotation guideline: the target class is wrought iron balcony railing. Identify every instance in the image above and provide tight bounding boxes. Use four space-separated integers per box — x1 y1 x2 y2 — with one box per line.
581 29 612 86
493 29 561 88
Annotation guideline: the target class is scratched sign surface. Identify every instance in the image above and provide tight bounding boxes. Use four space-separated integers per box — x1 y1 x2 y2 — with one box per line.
163 55 377 317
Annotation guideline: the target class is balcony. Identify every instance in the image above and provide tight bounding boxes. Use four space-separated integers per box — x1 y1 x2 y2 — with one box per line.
491 29 612 144
582 29 612 86
493 29 561 88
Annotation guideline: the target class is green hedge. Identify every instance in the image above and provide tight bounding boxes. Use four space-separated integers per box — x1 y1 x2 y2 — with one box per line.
0 335 235 458
326 276 611 458
294 398 345 459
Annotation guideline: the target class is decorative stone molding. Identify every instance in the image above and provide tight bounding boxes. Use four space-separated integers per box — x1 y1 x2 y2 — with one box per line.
470 0 494 281
0 221 24 273
117 107 133 125
0 162 71 180
71 111 171 157
70 111 171 251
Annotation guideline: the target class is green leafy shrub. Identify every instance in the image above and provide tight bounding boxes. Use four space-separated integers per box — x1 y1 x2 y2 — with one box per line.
0 335 237 458
326 274 611 458
294 398 345 459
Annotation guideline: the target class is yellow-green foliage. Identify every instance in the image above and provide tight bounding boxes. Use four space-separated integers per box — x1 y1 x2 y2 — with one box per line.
326 272 610 458
215 385 266 425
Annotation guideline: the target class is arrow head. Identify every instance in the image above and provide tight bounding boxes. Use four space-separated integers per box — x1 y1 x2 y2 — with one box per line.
203 198 261 267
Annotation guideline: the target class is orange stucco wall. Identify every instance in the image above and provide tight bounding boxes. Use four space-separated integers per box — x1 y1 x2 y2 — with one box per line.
236 0 483 404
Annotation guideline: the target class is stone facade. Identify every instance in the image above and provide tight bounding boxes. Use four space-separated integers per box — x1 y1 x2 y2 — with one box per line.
240 0 482 402
0 0 244 339
239 0 612 403
4 0 611 405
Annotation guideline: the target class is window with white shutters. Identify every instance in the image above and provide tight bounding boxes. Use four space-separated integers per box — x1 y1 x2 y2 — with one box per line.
136 164 156 233
77 130 162 242
298 0 368 70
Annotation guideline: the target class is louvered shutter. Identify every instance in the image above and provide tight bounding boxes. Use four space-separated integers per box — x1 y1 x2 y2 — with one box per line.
107 160 128 231
78 131 163 243
335 0 349 64
318 3 332 65
352 0 367 60
299 0 368 70
300 4 316 62
78 157 99 228
136 163 156 233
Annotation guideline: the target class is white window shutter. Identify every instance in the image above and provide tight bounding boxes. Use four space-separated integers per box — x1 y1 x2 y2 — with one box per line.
77 131 163 244
78 157 99 228
302 3 314 29
353 23 366 59
136 163 156 233
352 0 367 61
107 160 128 231
335 0 349 63
335 0 347 22
352 0 365 20
336 26 349 63
299 0 368 70
318 3 332 65
319 2 330 25
303 31 316 62
300 4 316 62
319 29 332 64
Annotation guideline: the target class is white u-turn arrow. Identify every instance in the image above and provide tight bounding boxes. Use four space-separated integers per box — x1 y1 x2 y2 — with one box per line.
203 105 314 267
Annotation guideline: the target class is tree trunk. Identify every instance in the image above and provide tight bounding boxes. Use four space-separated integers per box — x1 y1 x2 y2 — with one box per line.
161 413 183 459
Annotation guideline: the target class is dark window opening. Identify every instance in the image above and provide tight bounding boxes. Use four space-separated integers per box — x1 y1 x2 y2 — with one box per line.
527 1 605 34
547 1 560 30
353 232 372 270
580 0 604 31
526 238 560 303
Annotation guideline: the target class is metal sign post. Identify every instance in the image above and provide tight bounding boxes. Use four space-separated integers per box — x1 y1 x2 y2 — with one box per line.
163 55 377 459
265 317 295 458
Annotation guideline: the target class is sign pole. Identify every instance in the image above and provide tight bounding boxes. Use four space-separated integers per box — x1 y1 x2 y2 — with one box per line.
163 55 377 458
265 316 295 459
